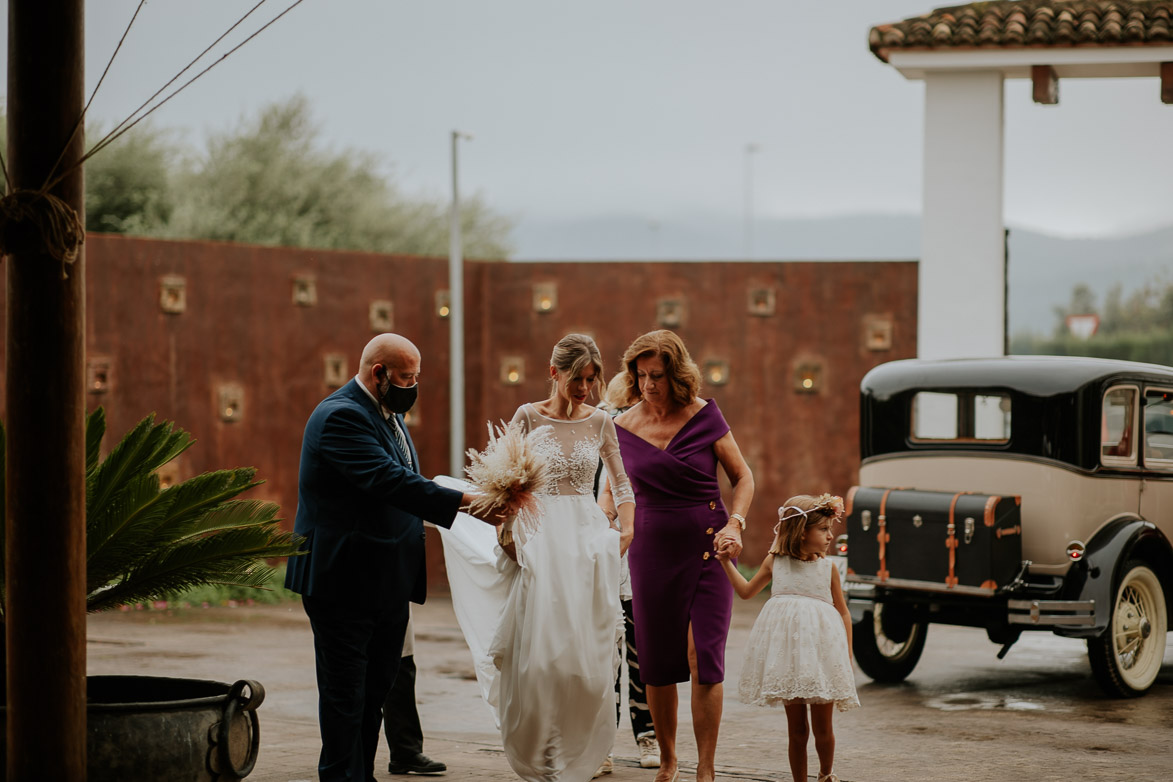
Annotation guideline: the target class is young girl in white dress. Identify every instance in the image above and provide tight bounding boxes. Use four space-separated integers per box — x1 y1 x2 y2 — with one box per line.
717 493 858 782
438 333 635 782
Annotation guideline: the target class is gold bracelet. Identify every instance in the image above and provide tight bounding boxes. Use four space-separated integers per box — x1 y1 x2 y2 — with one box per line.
729 513 746 530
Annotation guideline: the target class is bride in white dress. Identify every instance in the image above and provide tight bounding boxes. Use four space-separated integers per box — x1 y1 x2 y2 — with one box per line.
438 333 635 782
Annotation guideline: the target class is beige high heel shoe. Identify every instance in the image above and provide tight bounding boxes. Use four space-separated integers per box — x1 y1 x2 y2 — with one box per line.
817 773 839 782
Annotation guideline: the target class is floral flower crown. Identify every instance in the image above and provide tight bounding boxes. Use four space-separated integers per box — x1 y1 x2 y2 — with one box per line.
812 493 845 520
776 493 845 529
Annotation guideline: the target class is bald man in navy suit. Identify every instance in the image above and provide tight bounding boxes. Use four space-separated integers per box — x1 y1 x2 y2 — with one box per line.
285 333 494 782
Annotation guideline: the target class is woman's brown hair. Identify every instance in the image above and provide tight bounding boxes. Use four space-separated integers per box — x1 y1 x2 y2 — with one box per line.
607 329 701 410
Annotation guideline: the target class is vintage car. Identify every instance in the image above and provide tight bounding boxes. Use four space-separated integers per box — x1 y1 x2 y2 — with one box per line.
841 356 1173 697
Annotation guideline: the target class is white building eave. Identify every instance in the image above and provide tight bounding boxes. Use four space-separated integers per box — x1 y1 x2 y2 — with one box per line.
887 45 1173 80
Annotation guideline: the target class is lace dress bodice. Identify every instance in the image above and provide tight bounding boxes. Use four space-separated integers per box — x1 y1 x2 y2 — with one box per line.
771 555 835 605
511 404 635 506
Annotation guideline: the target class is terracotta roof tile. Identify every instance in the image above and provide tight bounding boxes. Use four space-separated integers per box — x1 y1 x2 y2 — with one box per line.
870 1 1173 61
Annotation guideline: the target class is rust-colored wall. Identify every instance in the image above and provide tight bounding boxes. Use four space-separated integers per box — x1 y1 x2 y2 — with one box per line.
465 261 917 560
0 235 916 588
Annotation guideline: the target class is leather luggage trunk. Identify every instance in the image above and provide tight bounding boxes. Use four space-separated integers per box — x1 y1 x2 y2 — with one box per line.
845 486 1023 595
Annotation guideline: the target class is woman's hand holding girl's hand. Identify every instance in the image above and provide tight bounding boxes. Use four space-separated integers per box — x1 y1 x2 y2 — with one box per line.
714 523 743 559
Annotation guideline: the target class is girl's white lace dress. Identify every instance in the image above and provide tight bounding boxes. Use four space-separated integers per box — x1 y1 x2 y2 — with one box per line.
739 555 860 712
437 404 634 781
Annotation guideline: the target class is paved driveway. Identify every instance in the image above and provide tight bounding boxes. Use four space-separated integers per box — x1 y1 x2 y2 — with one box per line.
87 595 1173 781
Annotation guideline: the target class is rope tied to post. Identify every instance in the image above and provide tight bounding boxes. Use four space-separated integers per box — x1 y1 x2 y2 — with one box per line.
0 189 85 279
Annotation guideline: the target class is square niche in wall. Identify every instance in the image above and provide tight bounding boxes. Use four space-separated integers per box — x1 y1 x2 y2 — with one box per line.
156 459 182 490
500 356 525 385
703 359 730 386
292 274 317 307
656 298 684 328
863 315 894 351
370 300 393 332
87 357 110 394
435 290 451 319
218 383 245 422
532 283 557 314
793 360 823 394
324 353 347 387
159 275 186 314
747 287 776 317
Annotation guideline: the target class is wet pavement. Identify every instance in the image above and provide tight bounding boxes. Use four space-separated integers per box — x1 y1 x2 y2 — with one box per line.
86 596 1173 782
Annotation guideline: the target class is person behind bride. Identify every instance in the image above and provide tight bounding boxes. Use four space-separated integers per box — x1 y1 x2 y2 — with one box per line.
439 333 635 782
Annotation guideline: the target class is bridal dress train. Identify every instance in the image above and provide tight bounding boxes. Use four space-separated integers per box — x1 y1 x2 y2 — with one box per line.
436 404 634 782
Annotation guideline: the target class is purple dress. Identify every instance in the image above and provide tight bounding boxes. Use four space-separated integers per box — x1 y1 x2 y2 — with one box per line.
616 400 733 686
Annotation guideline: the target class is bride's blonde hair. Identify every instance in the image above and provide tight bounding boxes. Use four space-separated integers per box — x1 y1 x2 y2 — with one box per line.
549 334 604 417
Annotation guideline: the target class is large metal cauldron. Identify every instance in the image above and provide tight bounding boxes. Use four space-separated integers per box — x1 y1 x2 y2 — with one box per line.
86 675 264 781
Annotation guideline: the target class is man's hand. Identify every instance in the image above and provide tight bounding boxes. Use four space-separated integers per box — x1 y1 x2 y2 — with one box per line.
460 492 505 525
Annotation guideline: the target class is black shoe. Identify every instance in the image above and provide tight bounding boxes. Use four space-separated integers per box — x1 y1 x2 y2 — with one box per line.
388 753 447 775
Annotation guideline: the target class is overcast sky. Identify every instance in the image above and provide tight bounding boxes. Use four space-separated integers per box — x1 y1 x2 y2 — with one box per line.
10 1 1173 240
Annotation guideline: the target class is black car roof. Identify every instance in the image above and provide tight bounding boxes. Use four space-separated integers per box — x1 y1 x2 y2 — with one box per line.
862 356 1173 399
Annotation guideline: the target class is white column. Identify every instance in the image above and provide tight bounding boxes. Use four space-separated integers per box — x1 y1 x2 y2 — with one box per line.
919 71 1006 359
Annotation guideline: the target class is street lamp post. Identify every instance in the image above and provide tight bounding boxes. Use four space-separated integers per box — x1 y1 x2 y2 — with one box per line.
743 142 760 259
449 130 472 477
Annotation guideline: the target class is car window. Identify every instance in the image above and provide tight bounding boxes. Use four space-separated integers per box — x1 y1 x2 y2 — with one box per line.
911 391 1010 443
1101 386 1138 466
1143 388 1173 470
973 394 1011 440
911 392 958 439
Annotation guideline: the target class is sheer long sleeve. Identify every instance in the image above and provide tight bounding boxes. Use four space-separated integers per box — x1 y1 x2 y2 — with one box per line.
600 415 635 507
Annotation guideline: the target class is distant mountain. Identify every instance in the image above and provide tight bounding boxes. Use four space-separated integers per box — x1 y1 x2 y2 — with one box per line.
509 213 1173 336
510 212 922 262
1006 225 1173 335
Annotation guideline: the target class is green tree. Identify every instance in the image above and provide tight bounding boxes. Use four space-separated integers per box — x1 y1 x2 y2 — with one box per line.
1099 275 1173 336
1051 283 1098 338
3 99 512 258
0 109 175 233
84 122 177 234
163 95 512 258
1014 275 1173 365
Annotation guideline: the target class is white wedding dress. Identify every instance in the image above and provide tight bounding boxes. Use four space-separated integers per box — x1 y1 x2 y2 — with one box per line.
437 404 634 782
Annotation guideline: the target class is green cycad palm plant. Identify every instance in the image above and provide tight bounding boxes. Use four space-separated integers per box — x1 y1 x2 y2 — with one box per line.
0 408 302 616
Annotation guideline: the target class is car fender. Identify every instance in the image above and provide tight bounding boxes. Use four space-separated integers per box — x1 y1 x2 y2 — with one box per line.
1054 516 1172 638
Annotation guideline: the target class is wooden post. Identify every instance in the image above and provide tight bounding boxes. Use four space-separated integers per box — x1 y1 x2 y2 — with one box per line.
1031 65 1058 105
6 1 88 780
1161 62 1173 105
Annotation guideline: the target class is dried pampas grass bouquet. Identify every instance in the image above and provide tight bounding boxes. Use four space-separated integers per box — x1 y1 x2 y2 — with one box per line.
464 420 555 547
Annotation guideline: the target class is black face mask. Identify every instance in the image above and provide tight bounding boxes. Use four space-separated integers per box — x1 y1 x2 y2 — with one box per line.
378 374 418 415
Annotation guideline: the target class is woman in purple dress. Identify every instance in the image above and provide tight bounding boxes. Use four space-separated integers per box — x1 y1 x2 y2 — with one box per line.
608 330 755 782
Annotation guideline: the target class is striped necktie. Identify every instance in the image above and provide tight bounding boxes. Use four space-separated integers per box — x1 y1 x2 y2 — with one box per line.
388 414 413 471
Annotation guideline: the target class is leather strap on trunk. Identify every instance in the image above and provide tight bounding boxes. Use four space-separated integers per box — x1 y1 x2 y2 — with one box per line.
945 491 971 588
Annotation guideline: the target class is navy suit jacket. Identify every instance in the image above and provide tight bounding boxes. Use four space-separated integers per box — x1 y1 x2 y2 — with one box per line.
284 378 463 606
